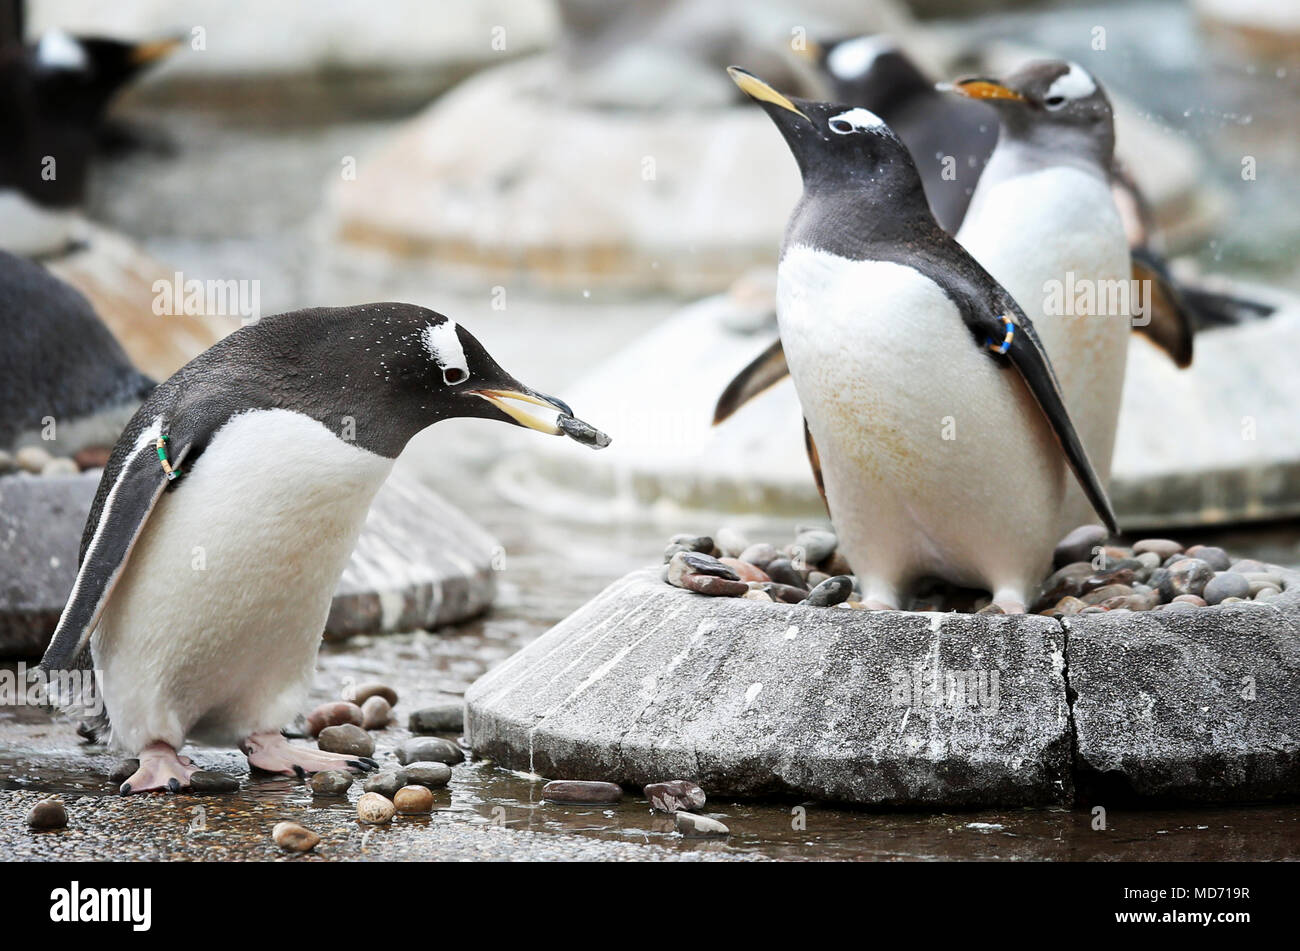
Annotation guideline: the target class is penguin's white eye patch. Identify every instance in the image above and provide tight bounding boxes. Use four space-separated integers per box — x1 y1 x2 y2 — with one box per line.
828 108 885 135
422 321 469 385
1044 63 1096 103
37 30 88 71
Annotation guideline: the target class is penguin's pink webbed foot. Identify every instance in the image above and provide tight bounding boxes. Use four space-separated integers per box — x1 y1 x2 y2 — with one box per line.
241 731 378 780
120 741 200 795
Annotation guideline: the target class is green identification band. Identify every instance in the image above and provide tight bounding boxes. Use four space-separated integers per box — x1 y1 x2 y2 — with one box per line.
155 436 181 481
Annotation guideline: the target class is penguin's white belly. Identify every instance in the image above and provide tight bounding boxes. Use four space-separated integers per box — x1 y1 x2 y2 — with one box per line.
777 246 1066 601
958 165 1130 529
0 189 77 256
92 409 394 752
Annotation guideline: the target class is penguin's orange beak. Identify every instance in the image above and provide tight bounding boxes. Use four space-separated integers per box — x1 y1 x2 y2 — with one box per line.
727 66 809 120
130 37 183 65
944 78 1026 102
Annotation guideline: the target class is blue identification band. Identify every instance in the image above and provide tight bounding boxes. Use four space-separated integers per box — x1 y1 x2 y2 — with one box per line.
987 315 1015 354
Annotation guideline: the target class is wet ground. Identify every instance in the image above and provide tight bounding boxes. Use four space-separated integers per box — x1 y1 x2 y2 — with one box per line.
3 2 1299 860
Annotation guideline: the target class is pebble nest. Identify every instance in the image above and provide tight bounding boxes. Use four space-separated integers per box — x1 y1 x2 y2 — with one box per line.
660 524 1287 615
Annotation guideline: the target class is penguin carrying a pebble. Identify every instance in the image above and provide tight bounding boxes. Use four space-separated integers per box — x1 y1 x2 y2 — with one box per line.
39 303 609 793
726 67 1116 612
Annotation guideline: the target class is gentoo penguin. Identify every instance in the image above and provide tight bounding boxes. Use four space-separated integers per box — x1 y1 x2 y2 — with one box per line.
728 66 1116 612
807 35 997 233
0 30 179 255
0 248 153 453
947 62 1135 533
39 303 609 793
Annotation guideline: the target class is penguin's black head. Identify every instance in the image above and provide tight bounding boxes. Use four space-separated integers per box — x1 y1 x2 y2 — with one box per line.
250 304 607 457
28 31 181 122
945 60 1114 165
728 66 919 196
807 35 933 108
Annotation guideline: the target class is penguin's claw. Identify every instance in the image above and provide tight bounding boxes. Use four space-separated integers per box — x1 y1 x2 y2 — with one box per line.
119 741 200 795
241 731 377 778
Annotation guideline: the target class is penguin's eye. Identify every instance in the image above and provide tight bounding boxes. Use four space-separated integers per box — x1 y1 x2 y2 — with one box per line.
1044 95 1067 110
442 367 468 385
829 118 855 134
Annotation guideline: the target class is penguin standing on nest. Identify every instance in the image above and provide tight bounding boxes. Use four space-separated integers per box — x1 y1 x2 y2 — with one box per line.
727 67 1115 612
39 303 609 793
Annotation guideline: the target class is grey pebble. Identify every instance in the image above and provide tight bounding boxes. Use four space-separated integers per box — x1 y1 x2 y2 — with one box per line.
543 780 622 804
674 812 729 837
396 737 464 766
1133 538 1183 560
1157 558 1215 601
403 762 453 789
317 723 375 757
363 768 409 797
190 771 241 793
793 529 837 566
1053 524 1107 569
738 543 778 569
408 702 464 734
715 527 749 559
310 770 355 796
1185 545 1231 571
1203 572 1250 605
802 575 853 607
645 780 706 814
15 446 51 473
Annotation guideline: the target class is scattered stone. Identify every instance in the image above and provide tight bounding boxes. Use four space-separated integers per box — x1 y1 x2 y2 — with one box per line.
793 529 837 566
765 558 805 588
273 821 320 852
310 770 355 796
1081 567 1138 593
1157 558 1215 601
1185 545 1230 571
361 695 392 729
715 527 748 558
26 799 67 830
1172 594 1207 607
681 573 749 597
42 457 79 477
666 550 738 587
356 792 396 824
756 581 808 604
190 771 240 793
15 446 52 473
1241 571 1285 594
674 812 729 837
73 446 112 470
396 737 464 766
1082 584 1134 605
394 785 435 814
1053 524 1107 569
347 682 398 706
645 780 706 813
738 543 778 569
305 701 364 736
1204 572 1250 604
363 768 409 798
1133 538 1183 560
669 534 715 555
1230 559 1269 574
802 575 853 608
408 702 464 734
403 762 453 789
720 557 770 583
317 723 375 757
1134 551 1162 577
0 449 14 474
542 780 622 804
1047 596 1087 616
1035 562 1093 608
743 588 773 602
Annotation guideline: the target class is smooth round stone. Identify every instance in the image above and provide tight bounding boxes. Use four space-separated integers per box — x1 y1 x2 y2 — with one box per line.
403 762 453 789
356 792 395 824
757 581 808 604
1219 597 1246 605
1162 553 1186 568
190 771 240 793
1253 585 1282 600
347 682 398 706
674 812 729 837
1185 545 1231 571
361 695 392 730
310 770 355 796
1158 558 1215 601
1133 538 1183 560
542 780 622 804
1082 568 1138 593
1049 596 1087 616
408 702 465 734
1162 600 1198 612
806 570 831 588
394 785 435 815
720 558 770 583
306 701 364 736
1101 546 1134 566
1229 559 1269 574
1099 593 1156 612
1240 571 1284 591
666 550 738 587
273 821 320 852
765 558 805 588
793 529 837 566
803 575 853 608
15 446 52 473
0 449 14 474
743 588 773 602
42 457 79 477
1134 552 1162 577
1053 524 1107 569
26 799 67 829
715 527 749 559
396 737 464 766
645 780 707 813
1079 606 1107 614
363 768 409 798
1035 562 1093 607
738 543 778 570
682 573 749 597
1082 584 1134 605
1203 572 1250 605
1172 594 1207 607
317 723 375 757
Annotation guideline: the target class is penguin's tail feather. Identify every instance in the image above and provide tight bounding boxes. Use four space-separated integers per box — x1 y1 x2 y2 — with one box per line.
36 645 112 743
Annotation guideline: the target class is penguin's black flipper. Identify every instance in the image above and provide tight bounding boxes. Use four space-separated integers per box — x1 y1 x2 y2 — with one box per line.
1130 250 1194 368
713 338 791 425
38 428 194 679
803 417 828 514
968 296 1120 535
